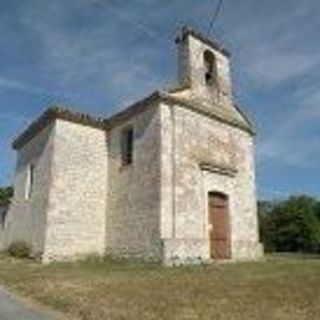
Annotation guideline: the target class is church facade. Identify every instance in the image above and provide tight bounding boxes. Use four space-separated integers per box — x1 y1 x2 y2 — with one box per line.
0 27 263 264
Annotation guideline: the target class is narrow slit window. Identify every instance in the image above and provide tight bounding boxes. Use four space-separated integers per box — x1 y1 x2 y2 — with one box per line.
203 50 217 86
1 208 7 229
26 163 35 199
121 127 134 166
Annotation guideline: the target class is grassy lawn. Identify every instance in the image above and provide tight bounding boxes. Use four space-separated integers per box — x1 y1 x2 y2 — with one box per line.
0 255 319 320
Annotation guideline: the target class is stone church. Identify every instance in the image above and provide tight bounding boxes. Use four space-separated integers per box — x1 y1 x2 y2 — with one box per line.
0 27 263 264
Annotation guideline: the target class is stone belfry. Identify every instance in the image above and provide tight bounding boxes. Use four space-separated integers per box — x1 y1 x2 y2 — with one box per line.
173 26 234 109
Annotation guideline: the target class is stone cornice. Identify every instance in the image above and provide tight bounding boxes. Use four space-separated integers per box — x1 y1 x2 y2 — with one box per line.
199 162 237 177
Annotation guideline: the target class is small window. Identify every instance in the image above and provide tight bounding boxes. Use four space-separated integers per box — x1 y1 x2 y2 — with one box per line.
26 163 35 199
0 207 8 229
121 126 134 166
203 50 217 86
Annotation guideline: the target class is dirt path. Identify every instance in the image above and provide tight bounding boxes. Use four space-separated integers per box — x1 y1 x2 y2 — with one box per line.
0 287 60 320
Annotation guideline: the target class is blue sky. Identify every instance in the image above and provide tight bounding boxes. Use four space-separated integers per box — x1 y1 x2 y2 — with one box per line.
0 0 320 199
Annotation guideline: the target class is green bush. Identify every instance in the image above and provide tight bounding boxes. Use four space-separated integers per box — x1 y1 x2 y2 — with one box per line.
0 186 13 205
259 195 320 253
7 241 32 259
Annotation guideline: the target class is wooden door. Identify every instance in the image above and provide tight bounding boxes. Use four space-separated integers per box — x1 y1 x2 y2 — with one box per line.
208 192 230 259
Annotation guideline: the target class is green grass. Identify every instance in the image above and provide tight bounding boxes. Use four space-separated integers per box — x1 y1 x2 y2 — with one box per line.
0 255 319 320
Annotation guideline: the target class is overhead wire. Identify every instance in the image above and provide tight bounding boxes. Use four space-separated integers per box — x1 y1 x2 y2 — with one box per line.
207 0 223 36
194 0 224 68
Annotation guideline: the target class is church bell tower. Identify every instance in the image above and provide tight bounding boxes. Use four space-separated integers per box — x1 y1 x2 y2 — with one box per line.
175 26 234 108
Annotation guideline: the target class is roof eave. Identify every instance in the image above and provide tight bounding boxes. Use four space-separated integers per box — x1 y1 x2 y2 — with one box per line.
12 106 105 150
12 89 255 151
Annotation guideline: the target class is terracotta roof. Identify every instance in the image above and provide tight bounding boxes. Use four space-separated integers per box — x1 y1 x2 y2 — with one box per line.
105 92 160 130
103 90 254 134
12 90 254 150
177 25 231 58
12 106 105 149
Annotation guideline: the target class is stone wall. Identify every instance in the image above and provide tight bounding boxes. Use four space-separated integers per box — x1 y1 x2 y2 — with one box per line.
106 103 162 260
160 102 262 264
2 100 261 264
43 119 107 262
2 124 55 255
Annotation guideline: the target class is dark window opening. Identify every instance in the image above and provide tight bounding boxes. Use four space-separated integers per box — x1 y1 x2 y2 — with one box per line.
0 207 8 229
203 50 217 86
121 127 134 166
26 163 35 199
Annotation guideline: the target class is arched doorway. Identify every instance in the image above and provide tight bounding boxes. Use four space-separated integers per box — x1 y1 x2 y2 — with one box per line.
208 192 231 259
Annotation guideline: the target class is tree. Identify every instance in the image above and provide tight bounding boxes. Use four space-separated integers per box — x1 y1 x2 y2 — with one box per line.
0 186 13 206
259 195 320 253
258 200 277 251
315 202 320 221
